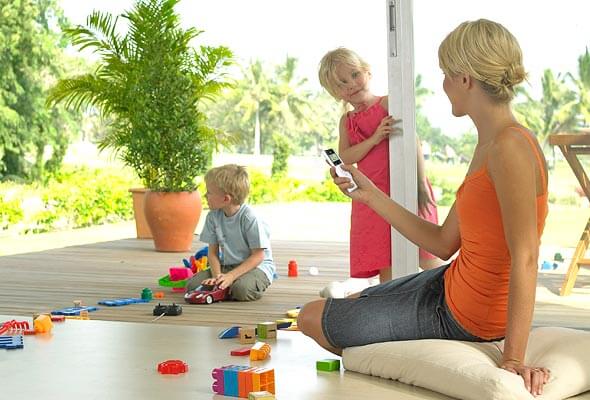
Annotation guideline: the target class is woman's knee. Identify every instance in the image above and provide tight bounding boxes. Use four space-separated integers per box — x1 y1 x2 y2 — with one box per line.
297 299 325 336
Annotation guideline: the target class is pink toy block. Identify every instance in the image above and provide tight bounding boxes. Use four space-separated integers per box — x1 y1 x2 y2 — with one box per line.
212 367 225 395
169 267 193 281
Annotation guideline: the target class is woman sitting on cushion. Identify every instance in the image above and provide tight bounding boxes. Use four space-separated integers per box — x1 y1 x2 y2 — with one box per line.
298 19 550 396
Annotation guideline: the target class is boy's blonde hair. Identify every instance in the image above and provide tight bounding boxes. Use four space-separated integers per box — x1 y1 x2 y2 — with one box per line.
318 47 370 101
205 164 249 205
438 19 526 103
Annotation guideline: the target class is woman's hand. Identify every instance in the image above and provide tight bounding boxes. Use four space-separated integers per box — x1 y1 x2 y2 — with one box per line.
501 359 550 396
417 182 435 216
330 164 377 204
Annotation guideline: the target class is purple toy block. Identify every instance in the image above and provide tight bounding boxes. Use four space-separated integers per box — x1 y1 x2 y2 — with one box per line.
212 367 225 395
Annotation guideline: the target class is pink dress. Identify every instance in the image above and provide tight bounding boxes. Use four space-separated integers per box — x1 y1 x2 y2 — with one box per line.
346 98 438 278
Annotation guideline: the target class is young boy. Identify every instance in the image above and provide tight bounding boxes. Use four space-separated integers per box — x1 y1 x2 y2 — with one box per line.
185 164 275 301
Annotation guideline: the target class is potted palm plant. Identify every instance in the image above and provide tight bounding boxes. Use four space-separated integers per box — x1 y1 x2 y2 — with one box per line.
47 0 233 251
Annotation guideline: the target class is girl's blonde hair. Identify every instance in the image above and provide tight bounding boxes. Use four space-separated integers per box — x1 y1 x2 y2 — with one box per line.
438 19 527 103
318 47 370 101
205 164 249 205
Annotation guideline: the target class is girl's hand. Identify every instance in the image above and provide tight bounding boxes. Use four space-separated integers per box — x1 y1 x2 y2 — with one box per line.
372 116 398 145
501 360 550 397
330 164 377 204
417 182 435 216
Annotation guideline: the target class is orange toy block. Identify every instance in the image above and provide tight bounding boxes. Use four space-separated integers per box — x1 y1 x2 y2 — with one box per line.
239 327 256 344
249 342 271 361
251 367 275 394
33 314 53 333
238 367 258 398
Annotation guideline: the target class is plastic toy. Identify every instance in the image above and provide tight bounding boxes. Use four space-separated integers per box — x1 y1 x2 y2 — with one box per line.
288 260 298 277
218 325 241 339
152 303 182 316
51 306 99 316
157 274 187 292
98 298 149 307
33 314 53 333
257 322 277 339
554 252 564 262
212 365 275 397
141 288 153 301
0 320 34 335
248 391 275 400
169 267 193 281
184 284 229 304
316 358 340 371
239 327 256 344
286 307 300 318
0 335 24 350
157 359 188 374
230 346 252 356
154 291 165 299
308 266 319 275
275 318 294 330
250 342 271 361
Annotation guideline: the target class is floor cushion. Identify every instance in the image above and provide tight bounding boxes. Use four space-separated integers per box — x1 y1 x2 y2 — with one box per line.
342 327 590 400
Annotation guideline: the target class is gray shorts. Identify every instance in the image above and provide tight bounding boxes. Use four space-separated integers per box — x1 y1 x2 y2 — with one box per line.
185 264 270 302
321 264 496 348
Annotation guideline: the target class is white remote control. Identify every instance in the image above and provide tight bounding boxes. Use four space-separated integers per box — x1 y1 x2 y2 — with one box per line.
322 149 358 192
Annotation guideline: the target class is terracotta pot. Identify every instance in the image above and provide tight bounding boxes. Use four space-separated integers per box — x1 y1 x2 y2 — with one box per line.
129 188 152 239
143 191 202 252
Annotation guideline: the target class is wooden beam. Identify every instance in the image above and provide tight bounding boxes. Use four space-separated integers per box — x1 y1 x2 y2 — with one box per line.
386 0 418 278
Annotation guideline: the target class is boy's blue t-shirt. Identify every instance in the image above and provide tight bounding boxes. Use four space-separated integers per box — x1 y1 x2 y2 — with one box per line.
199 204 275 283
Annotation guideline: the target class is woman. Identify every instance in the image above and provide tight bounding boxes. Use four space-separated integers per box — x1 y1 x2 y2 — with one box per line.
298 19 550 396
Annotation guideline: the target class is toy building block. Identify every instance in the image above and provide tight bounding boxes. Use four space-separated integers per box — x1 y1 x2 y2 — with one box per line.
287 259 298 277
0 320 32 335
98 298 150 306
257 322 277 339
157 359 188 374
316 358 340 371
212 367 226 395
219 325 241 339
33 314 53 333
154 291 165 299
250 342 271 361
224 365 251 397
51 305 99 316
0 335 24 350
238 367 259 397
230 346 251 356
141 288 153 301
286 307 300 318
239 327 256 344
275 318 294 330
248 391 276 400
251 367 275 394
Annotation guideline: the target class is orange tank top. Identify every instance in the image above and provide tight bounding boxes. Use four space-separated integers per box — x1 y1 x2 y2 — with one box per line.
444 127 548 339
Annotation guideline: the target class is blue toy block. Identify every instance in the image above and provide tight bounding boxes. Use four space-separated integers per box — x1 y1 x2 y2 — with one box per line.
223 365 250 397
182 258 191 268
0 335 23 350
541 261 553 271
98 298 150 307
51 306 99 316
218 326 241 339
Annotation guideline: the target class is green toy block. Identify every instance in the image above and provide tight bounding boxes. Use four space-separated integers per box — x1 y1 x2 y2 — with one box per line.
316 358 340 372
257 322 277 340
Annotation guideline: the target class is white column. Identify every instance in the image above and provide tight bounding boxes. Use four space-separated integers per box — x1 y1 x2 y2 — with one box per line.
386 0 418 278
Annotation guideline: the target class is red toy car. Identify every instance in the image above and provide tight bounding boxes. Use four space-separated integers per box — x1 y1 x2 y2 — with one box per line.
184 284 230 304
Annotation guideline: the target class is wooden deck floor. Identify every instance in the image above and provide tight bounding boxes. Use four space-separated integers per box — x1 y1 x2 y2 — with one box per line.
0 236 589 330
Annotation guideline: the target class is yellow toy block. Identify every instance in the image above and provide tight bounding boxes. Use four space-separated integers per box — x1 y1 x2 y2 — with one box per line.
239 327 256 344
250 341 271 361
33 314 53 333
286 308 300 318
248 391 275 400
